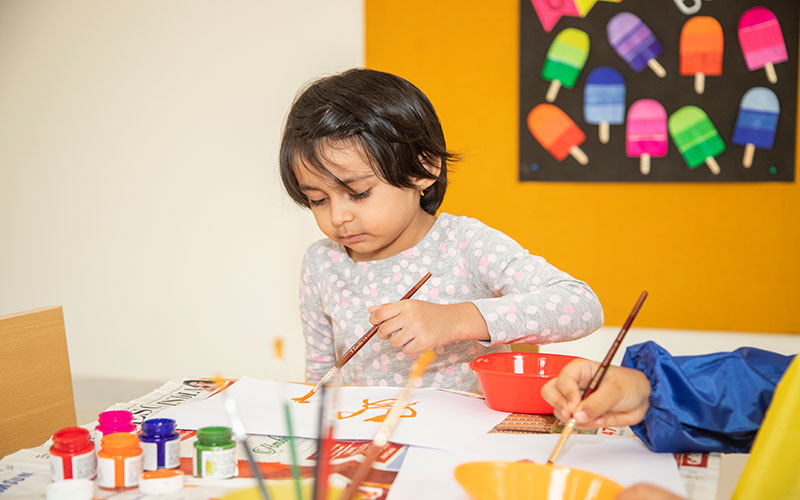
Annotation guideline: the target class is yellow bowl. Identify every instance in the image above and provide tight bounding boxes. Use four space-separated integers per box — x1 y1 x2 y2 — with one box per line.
454 461 623 500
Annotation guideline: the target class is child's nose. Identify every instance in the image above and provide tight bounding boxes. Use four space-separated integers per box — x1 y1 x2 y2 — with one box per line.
330 199 354 226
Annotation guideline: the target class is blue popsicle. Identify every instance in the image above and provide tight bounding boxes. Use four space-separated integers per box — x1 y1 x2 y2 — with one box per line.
732 87 779 168
583 67 626 144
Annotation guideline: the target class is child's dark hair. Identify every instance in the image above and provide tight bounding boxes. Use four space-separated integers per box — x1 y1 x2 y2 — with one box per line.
279 68 455 215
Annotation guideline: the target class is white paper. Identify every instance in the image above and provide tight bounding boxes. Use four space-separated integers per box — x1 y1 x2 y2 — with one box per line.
156 377 510 451
387 433 688 500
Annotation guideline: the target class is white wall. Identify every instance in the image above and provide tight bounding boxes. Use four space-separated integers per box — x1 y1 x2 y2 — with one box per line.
0 0 364 382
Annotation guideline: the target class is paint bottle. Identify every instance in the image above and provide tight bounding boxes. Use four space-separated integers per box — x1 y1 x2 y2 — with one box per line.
139 418 181 470
94 410 136 450
96 432 144 490
193 426 237 479
50 427 96 481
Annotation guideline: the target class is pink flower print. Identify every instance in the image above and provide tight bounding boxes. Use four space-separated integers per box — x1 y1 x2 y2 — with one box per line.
393 272 402 282
459 241 467 249
446 365 455 377
480 257 489 267
563 305 575 315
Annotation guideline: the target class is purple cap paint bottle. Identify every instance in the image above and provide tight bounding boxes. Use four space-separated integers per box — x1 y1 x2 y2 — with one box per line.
139 418 181 470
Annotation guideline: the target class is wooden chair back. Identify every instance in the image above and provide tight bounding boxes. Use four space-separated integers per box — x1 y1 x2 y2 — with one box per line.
0 306 76 458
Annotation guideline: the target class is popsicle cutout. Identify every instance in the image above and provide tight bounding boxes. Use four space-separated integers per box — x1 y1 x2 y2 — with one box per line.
607 13 666 78
738 7 787 84
732 87 779 168
626 99 667 175
527 104 588 165
680 16 723 95
542 28 590 102
584 67 625 144
668 106 725 175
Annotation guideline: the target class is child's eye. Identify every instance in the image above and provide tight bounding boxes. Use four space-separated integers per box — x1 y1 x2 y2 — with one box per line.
308 197 327 207
350 188 372 201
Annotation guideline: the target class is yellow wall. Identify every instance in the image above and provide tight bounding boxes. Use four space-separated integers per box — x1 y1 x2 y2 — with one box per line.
366 1 800 332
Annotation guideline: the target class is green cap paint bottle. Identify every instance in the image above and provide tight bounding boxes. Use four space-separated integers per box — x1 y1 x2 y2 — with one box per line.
193 426 237 479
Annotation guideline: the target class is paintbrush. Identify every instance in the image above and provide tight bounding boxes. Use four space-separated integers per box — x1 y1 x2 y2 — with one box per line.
273 338 302 500
293 272 432 404
311 380 338 500
546 290 649 465
339 350 436 500
211 375 272 500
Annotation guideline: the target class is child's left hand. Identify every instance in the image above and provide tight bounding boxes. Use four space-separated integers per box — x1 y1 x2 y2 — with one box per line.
369 300 490 353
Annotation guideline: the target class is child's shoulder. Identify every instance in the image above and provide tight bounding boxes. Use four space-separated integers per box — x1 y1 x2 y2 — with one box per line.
437 212 514 241
302 237 348 263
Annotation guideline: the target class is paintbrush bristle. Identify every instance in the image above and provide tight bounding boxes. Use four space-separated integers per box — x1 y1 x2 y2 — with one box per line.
274 338 284 361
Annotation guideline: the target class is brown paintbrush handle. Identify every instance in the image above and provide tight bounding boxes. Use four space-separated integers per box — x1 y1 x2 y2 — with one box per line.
334 272 432 370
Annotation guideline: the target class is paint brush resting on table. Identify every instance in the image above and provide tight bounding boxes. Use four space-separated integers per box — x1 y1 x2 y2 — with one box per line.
293 272 432 404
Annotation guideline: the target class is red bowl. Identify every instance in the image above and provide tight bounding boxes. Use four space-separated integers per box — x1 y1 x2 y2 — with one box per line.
469 352 582 414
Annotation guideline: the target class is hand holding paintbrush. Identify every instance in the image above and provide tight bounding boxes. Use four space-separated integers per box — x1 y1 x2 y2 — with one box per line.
545 291 648 465
293 272 432 404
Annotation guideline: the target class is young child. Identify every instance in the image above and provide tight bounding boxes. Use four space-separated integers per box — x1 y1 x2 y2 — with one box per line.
279 68 603 392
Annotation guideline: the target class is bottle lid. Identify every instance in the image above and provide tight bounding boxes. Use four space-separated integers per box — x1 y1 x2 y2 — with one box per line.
101 432 140 451
141 418 177 437
197 426 233 445
138 469 184 494
46 479 94 500
51 427 92 453
97 410 133 425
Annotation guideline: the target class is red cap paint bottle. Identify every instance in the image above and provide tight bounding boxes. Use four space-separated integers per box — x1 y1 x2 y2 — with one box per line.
50 427 96 481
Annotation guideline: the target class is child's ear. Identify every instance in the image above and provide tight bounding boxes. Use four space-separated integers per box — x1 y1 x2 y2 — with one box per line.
416 154 441 190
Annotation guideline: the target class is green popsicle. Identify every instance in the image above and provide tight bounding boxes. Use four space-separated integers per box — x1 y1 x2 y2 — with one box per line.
668 106 724 175
542 28 590 103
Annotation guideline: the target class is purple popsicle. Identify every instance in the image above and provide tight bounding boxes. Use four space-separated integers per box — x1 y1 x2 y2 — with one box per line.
607 13 666 78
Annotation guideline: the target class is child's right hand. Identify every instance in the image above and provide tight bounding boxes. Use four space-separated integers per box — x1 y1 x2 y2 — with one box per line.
541 359 652 429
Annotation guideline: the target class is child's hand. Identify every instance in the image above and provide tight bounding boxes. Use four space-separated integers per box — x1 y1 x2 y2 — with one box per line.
368 300 489 353
540 359 651 429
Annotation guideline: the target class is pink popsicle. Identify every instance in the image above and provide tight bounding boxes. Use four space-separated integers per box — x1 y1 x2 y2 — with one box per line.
626 99 667 175
738 7 787 84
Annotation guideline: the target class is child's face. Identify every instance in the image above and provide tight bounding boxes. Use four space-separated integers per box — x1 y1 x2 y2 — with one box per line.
294 143 435 262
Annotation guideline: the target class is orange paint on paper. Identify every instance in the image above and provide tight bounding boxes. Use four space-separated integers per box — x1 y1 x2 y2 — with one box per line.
291 389 316 404
337 398 419 422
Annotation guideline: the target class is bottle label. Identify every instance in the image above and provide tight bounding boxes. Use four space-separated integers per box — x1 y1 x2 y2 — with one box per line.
142 439 181 470
97 454 143 488
194 447 236 478
50 451 97 480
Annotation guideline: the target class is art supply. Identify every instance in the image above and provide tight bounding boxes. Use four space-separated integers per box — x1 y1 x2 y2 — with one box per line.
527 104 588 165
312 383 336 500
49 427 96 481
193 426 237 479
139 418 180 470
732 87 779 168
546 291 648 465
274 338 302 500
340 350 436 500
607 12 666 77
294 272 432 403
738 7 787 84
668 106 725 175
680 16 723 95
542 28 590 102
95 410 136 449
626 99 668 175
212 377 271 500
45 479 94 500
138 469 185 495
583 67 625 144
96 432 144 490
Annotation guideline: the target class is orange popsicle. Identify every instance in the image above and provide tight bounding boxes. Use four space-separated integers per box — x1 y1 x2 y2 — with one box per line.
680 16 723 95
527 104 588 165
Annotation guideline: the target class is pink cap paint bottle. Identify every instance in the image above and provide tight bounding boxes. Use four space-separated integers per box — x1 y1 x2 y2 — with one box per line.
95 410 136 449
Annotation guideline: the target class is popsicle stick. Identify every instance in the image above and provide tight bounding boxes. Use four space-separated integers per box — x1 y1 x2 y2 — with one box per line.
743 144 755 169
599 122 610 144
545 80 561 103
694 73 705 95
647 59 666 78
640 153 651 176
569 145 589 166
705 156 721 175
765 63 777 84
